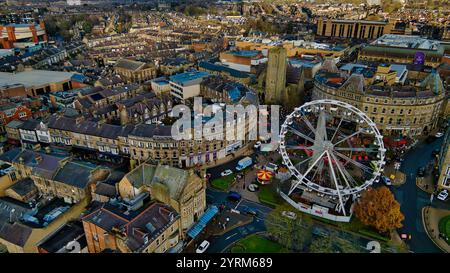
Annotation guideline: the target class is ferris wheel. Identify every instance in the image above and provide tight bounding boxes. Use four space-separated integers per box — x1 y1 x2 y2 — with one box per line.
278 99 386 216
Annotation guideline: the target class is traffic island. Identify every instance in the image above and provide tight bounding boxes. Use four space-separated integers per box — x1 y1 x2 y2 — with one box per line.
210 210 253 236
384 163 406 186
416 176 436 194
422 206 450 253
390 171 406 186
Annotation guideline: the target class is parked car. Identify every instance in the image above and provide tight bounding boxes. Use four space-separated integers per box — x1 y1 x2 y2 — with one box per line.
254 141 262 149
244 208 258 216
381 176 392 186
417 167 426 177
437 190 449 201
435 132 444 138
221 169 233 177
400 233 412 240
281 211 297 220
264 163 278 173
227 191 242 202
195 240 210 253
247 183 259 192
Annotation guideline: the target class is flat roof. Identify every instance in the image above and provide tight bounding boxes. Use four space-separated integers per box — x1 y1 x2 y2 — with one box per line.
0 70 76 88
228 50 261 57
169 70 209 85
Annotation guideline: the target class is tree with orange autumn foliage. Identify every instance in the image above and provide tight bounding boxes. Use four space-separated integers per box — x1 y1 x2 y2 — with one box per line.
353 186 404 233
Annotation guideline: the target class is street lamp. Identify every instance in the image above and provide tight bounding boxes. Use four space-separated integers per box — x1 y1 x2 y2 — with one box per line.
9 209 15 223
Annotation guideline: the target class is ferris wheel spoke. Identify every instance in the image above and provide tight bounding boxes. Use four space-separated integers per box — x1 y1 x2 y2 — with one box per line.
310 159 323 182
333 129 364 146
289 150 326 195
334 151 374 174
334 147 378 153
325 151 347 216
285 145 313 150
328 151 355 188
330 117 343 143
294 156 313 169
299 113 316 136
287 126 315 143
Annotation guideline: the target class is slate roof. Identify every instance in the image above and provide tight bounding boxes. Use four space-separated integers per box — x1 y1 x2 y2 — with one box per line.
53 161 96 189
0 222 32 248
38 221 87 253
7 178 37 197
82 201 178 252
128 124 172 138
47 115 135 139
115 59 146 71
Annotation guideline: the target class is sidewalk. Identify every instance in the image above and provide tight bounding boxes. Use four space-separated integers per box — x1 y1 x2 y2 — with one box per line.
422 206 450 253
201 143 254 170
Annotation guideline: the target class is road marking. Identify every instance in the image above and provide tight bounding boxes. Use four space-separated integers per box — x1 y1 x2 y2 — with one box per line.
225 233 238 240
234 200 243 209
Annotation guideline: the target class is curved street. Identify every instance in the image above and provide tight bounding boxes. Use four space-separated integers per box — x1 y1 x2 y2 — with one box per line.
391 137 450 253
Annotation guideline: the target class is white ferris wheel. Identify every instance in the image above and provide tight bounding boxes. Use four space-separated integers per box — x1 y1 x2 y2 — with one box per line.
278 99 386 216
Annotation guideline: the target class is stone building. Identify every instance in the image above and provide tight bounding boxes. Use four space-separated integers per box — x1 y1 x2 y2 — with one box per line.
265 47 287 105
312 61 448 137
316 18 395 39
82 201 181 253
118 164 206 235
114 59 157 84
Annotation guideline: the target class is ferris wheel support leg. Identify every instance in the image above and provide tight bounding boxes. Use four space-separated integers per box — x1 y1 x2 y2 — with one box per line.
326 151 347 217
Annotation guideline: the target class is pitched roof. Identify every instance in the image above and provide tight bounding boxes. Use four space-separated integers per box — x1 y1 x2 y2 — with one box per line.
53 161 98 189
0 222 32 248
125 164 191 200
115 59 146 71
7 178 37 197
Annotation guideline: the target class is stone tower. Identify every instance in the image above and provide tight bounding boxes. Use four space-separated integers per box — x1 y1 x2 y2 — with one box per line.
265 47 287 105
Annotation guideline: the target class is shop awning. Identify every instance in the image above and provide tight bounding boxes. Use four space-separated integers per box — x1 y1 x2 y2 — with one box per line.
187 205 219 239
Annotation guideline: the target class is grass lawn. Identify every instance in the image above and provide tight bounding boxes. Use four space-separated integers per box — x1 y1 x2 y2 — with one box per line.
211 175 235 191
258 185 281 207
230 234 287 253
439 215 450 243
